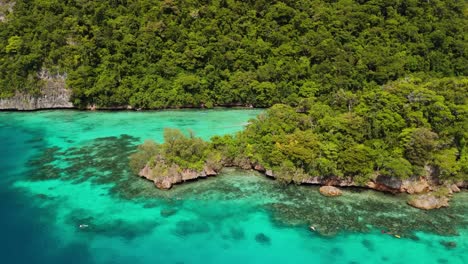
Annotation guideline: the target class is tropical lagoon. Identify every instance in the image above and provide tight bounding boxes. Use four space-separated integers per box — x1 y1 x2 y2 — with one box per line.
0 109 466 264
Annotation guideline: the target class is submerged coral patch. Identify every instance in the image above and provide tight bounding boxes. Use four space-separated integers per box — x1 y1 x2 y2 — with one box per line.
65 209 158 240
25 134 141 194
361 239 374 251
229 227 245 241
160 208 177 218
254 233 271 245
173 220 211 237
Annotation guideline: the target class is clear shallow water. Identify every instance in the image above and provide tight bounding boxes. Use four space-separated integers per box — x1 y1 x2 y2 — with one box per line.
0 109 466 264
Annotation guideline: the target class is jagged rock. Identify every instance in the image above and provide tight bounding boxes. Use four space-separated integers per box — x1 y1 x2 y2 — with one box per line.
265 169 274 178
0 70 73 110
401 178 430 194
138 162 219 190
0 1 15 23
254 164 265 172
302 177 322 185
302 176 356 187
450 184 460 193
203 166 217 176
181 169 199 181
156 178 173 189
240 163 252 170
412 179 431 193
407 194 449 210
86 104 133 110
445 186 453 195
455 181 467 188
366 181 398 193
138 164 153 179
323 176 354 186
319 186 342 197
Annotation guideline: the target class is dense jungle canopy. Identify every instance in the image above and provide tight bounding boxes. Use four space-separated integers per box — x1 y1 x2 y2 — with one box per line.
1 0 467 108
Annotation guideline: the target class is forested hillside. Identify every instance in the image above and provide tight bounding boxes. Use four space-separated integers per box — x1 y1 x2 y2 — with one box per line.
1 0 467 108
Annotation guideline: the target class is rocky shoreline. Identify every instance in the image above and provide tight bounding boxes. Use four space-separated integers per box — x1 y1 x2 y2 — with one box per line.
0 86 256 111
0 72 73 110
138 160 466 210
139 163 219 189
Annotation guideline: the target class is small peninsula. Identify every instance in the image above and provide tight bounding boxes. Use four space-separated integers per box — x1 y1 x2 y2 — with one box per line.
131 77 467 210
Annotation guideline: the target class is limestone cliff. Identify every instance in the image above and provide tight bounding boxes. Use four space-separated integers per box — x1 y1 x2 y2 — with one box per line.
139 163 218 190
0 71 73 110
0 1 15 23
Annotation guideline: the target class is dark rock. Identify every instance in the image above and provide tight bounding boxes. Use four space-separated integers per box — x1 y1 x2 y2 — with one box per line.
455 181 467 188
375 175 402 190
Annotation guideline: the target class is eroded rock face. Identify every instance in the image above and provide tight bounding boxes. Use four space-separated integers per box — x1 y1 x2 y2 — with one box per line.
407 194 449 210
254 163 265 172
369 175 402 193
265 169 274 178
319 186 342 197
140 158 467 196
0 1 15 23
401 177 431 194
0 71 73 110
450 184 460 193
203 166 217 176
455 181 467 188
138 164 153 180
302 176 355 187
181 169 199 181
138 163 218 190
156 178 174 189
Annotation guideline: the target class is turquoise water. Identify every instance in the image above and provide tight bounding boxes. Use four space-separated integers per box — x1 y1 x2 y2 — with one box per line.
0 109 466 264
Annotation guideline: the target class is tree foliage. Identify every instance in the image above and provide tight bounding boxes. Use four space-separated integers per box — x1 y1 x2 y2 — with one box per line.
1 0 466 107
133 77 467 183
